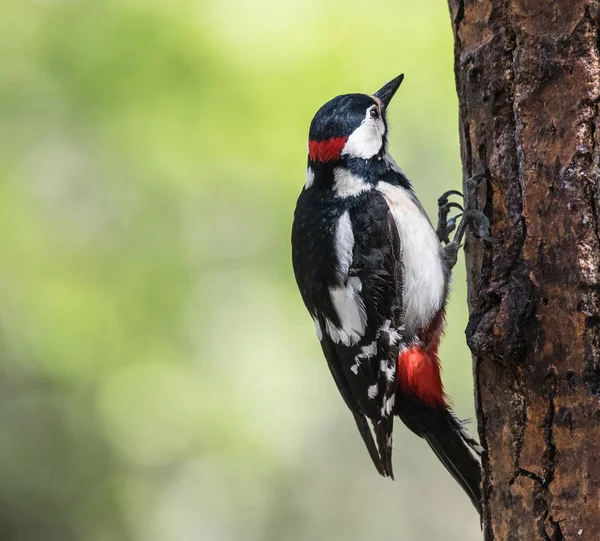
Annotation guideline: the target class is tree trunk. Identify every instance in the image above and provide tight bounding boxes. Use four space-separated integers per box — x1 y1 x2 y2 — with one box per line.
447 1 600 539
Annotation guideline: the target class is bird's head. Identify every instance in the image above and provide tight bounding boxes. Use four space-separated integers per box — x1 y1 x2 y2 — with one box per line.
307 74 404 166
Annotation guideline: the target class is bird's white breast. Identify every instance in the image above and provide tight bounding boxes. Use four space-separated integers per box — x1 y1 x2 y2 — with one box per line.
376 181 446 335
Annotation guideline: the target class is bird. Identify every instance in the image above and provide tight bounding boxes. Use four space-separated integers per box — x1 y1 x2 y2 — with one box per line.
291 74 494 514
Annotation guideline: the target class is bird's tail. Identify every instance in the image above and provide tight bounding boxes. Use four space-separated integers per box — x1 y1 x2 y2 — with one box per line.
398 402 483 514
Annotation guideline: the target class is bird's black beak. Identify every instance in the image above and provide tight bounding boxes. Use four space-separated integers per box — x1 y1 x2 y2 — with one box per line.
374 74 404 110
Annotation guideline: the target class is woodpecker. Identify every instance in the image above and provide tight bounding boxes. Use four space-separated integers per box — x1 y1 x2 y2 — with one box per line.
291 74 494 514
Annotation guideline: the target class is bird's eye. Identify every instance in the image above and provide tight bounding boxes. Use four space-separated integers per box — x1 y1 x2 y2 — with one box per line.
370 107 380 120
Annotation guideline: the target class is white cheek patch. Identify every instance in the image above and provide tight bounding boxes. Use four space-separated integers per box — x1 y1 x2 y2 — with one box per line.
333 167 372 197
341 109 386 159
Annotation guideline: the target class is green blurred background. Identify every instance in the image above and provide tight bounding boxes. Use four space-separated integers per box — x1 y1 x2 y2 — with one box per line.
1 1 480 539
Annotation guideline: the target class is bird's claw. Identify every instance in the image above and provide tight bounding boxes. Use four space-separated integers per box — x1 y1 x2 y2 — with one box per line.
441 202 464 213
461 209 498 244
437 198 464 244
437 189 463 207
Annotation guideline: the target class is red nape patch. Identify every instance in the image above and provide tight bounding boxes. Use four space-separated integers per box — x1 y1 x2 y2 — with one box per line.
398 346 448 408
308 137 347 162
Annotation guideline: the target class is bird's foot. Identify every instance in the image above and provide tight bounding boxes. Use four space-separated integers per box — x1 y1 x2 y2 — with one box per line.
439 174 498 271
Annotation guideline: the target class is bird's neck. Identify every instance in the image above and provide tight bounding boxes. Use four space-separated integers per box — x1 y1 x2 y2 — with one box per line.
308 161 336 190
307 153 412 194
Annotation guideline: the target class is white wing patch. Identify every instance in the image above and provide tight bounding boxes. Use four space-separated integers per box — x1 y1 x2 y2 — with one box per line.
333 167 372 198
380 319 403 346
312 316 323 341
383 395 395 416
377 181 446 335
324 212 367 346
341 107 385 159
334 211 354 278
326 277 366 346
351 341 377 374
380 359 396 382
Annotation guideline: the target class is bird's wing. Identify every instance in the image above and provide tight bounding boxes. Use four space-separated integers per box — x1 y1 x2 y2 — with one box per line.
316 192 404 477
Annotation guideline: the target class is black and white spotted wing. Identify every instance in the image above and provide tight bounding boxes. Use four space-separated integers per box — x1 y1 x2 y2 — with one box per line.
292 189 404 477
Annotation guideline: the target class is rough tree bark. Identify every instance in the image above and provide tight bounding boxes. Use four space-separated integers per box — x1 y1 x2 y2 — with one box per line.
447 1 600 539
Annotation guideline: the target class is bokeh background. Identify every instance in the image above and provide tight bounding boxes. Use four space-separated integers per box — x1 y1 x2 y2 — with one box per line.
1 1 481 540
